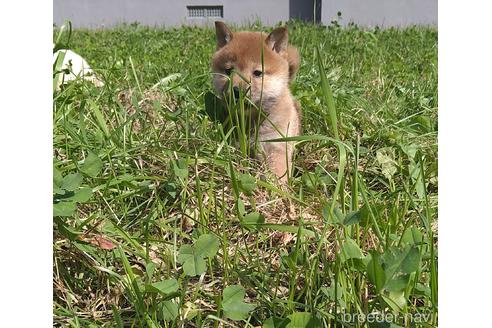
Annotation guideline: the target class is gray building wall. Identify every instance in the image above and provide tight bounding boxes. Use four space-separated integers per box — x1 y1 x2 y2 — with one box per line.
53 0 289 28
54 0 437 29
321 0 437 27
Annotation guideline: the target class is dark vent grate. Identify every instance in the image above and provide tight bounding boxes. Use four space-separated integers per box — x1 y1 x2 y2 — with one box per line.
187 6 223 18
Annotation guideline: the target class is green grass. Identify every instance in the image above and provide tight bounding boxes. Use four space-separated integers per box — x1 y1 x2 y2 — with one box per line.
53 21 437 327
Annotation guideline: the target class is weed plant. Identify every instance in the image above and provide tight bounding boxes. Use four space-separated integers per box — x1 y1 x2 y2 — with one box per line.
53 21 437 327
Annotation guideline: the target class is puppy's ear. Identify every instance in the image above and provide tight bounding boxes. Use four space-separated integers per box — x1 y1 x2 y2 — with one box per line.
287 46 300 83
266 27 288 53
215 21 233 49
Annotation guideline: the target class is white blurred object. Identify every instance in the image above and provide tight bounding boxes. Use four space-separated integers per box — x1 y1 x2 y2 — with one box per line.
53 48 104 89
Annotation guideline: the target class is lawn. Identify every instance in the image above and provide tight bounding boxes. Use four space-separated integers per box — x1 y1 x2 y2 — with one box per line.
53 21 438 327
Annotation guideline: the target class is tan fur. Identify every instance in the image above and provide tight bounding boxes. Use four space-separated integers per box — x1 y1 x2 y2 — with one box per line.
212 22 301 182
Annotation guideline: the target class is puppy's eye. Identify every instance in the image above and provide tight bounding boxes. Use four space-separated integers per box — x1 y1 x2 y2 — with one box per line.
253 70 263 77
225 67 232 75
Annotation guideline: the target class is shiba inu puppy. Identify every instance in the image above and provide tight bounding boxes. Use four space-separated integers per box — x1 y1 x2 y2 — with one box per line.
211 22 301 182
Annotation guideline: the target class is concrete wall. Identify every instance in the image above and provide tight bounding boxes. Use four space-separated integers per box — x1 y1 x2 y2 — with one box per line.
54 0 437 29
53 0 289 28
321 0 437 27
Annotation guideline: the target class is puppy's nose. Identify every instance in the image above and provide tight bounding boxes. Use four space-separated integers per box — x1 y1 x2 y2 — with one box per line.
233 86 240 99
